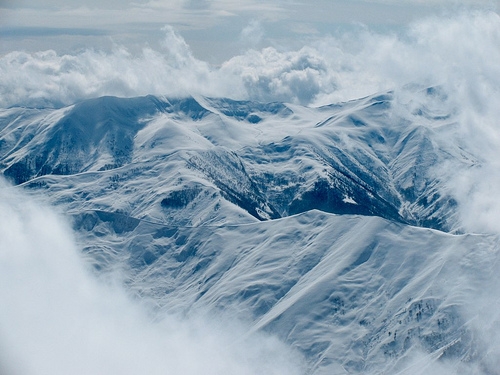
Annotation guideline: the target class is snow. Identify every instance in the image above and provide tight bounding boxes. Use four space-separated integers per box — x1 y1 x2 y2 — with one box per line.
71 208 500 374
1 90 499 374
342 195 358 205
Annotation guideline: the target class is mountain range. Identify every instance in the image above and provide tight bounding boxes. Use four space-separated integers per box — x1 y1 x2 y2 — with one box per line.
0 88 497 374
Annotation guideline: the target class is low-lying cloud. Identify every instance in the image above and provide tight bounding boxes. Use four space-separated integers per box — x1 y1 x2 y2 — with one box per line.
0 179 304 375
0 10 497 108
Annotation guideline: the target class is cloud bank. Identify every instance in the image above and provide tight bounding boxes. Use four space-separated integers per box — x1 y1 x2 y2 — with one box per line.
0 179 304 375
0 11 498 108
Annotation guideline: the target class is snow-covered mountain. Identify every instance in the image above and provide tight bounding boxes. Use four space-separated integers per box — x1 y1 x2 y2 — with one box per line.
0 90 498 374
0 88 472 231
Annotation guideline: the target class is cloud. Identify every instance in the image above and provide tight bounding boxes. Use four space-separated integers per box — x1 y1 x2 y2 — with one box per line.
183 0 211 10
0 178 304 375
0 26 108 37
404 11 500 234
240 19 264 46
1 10 498 107
363 0 498 5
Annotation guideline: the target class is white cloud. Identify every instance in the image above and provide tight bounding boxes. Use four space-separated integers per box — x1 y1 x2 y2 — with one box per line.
364 0 498 4
240 19 264 46
0 178 304 375
403 11 500 234
0 0 287 29
1 10 497 108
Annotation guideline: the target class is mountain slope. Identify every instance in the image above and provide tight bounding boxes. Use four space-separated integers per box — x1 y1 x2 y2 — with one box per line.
71 208 500 374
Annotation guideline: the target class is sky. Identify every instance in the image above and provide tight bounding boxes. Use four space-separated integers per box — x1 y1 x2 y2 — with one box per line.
1 0 499 61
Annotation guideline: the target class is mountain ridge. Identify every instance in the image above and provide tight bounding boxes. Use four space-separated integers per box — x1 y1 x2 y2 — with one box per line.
70 206 500 374
0 90 472 232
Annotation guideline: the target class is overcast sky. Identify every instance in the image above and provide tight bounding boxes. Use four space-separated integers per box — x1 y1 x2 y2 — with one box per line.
1 0 498 61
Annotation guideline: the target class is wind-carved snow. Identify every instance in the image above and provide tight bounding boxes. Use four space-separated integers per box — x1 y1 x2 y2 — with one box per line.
0 87 497 374
342 195 358 205
70 209 500 374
